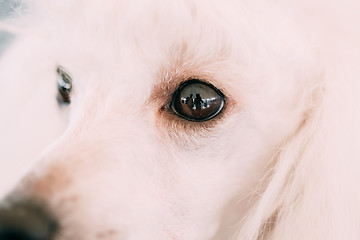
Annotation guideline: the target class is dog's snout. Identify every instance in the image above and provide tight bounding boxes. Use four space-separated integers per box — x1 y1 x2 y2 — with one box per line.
0 201 58 240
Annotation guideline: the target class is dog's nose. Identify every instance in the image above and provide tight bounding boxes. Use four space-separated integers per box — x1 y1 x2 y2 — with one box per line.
0 201 58 240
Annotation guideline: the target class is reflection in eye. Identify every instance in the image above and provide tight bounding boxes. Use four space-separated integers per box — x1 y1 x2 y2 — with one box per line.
172 80 225 121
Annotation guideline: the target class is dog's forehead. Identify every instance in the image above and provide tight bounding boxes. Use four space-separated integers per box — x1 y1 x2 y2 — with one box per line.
43 1 245 96
30 0 313 107
49 1 229 46
43 0 309 68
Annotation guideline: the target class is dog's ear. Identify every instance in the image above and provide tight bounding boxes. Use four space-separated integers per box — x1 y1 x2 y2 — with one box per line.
237 49 360 239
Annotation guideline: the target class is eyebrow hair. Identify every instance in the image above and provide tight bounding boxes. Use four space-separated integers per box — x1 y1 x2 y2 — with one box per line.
148 38 240 118
150 63 208 109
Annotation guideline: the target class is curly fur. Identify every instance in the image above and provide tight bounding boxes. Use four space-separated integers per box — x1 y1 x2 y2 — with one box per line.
0 0 359 239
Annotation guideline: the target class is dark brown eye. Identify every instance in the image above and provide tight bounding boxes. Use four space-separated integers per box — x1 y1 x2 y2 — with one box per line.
172 80 225 122
56 67 72 104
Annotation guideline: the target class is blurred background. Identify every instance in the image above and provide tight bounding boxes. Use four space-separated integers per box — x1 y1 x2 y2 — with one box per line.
0 0 16 54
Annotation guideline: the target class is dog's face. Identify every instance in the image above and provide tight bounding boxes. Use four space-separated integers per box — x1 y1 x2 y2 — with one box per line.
0 0 317 239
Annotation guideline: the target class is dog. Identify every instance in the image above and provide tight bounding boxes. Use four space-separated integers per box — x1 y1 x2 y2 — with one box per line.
0 0 359 239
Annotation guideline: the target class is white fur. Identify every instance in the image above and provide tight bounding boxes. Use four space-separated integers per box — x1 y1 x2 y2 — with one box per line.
0 0 360 239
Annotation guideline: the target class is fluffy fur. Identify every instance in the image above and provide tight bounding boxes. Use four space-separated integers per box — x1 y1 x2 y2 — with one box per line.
0 0 360 239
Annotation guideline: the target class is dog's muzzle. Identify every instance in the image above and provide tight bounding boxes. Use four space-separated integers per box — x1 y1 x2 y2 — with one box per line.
0 200 58 240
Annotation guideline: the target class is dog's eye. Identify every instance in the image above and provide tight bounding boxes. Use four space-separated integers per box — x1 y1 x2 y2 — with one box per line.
56 67 72 104
172 80 225 121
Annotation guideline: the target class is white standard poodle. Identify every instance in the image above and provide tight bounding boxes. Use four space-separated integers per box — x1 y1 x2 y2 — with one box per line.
0 0 359 239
